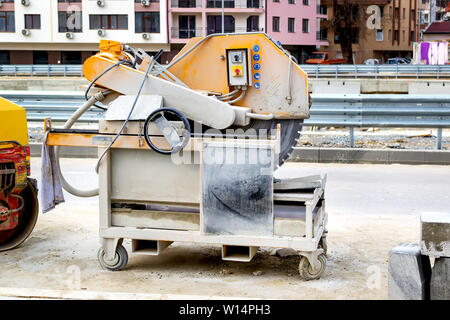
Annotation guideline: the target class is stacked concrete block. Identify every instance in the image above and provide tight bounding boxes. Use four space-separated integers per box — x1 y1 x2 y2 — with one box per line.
430 258 450 300
421 212 450 300
421 212 450 259
388 243 431 300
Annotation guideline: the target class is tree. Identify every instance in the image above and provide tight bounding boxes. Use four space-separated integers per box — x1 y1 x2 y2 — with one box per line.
330 0 360 64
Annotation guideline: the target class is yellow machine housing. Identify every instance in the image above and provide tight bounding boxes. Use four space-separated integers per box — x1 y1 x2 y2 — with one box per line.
0 97 29 147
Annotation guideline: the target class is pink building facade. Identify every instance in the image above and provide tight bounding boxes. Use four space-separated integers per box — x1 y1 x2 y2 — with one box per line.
265 0 328 61
167 0 328 62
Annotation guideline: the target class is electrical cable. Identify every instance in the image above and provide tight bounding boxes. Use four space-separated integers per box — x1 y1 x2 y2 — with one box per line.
94 49 164 174
84 59 133 111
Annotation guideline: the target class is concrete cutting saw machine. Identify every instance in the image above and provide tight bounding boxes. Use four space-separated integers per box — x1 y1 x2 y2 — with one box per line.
45 33 328 280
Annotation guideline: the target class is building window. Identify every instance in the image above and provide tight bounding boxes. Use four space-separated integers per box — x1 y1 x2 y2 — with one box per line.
273 0 280 2
303 0 309 5
288 0 295 4
388 29 391 41
207 0 234 8
302 18 309 33
376 29 383 41
0 12 15 33
58 11 82 32
25 15 41 30
402 8 406 19
394 8 399 19
394 30 398 41
207 15 234 34
411 10 415 20
33 51 48 65
135 12 160 33
334 33 339 44
177 0 196 7
178 16 195 38
402 30 405 41
0 51 10 64
58 0 81 2
247 15 259 32
247 0 261 8
90 15 128 30
379 6 384 18
410 30 415 41
288 18 295 33
272 16 280 32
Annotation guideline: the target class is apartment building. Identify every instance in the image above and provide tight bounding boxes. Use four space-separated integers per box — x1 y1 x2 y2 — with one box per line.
320 0 423 64
265 0 328 62
0 0 327 65
167 0 266 62
168 0 327 63
0 0 169 64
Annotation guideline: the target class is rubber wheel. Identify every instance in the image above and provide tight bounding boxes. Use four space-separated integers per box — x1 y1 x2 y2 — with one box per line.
248 119 303 167
299 254 327 281
0 179 39 252
97 244 128 271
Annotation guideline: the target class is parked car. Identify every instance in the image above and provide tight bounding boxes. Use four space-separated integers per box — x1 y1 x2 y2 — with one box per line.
364 59 381 65
386 58 409 64
305 51 348 64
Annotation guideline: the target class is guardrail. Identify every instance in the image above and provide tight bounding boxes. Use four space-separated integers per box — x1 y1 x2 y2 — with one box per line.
2 64 450 79
305 94 450 149
0 65 84 77
299 64 450 79
2 91 449 150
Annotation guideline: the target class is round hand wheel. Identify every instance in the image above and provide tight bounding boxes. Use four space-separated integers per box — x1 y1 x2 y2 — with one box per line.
143 107 191 155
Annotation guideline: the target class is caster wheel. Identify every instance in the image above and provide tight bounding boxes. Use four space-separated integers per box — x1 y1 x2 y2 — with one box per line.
299 254 327 281
97 244 128 271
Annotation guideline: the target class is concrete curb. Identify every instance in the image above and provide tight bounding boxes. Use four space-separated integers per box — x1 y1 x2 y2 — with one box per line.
30 144 450 165
291 147 450 165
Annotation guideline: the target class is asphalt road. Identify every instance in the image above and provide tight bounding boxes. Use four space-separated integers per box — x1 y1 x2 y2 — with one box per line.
0 159 449 300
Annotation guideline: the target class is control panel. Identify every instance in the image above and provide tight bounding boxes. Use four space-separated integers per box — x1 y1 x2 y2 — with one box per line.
227 49 249 87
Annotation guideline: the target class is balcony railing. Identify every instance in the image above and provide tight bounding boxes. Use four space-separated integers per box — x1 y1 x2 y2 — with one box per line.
171 27 264 39
206 0 264 9
171 0 202 8
316 31 328 41
171 27 203 39
317 5 328 15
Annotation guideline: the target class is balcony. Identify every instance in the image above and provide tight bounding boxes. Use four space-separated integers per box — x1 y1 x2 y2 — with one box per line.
171 0 202 8
206 0 264 9
317 5 328 15
171 26 264 41
171 27 203 39
316 30 328 42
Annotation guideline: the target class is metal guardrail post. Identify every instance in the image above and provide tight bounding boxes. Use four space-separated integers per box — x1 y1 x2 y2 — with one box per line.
436 128 443 150
375 65 378 79
315 65 318 79
14 65 17 77
335 66 338 79
349 127 355 148
48 65 50 77
64 66 67 77
437 66 440 80
354 65 358 79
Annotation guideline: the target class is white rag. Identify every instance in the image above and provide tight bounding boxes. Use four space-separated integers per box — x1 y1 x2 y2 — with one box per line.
40 132 65 213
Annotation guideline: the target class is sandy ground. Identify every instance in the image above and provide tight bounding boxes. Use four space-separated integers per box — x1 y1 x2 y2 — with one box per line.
1 159 449 300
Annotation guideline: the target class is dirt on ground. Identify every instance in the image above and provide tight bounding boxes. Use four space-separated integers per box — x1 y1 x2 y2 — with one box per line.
0 202 419 299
